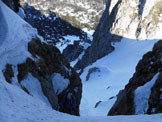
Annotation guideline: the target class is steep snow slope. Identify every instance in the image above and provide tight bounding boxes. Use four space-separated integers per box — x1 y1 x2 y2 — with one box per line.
0 3 7 44
80 38 161 116
0 0 82 115
0 0 38 69
1 0 162 121
1 71 162 122
109 40 162 115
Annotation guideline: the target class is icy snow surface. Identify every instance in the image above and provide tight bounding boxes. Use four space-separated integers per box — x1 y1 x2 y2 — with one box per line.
0 0 39 70
56 35 80 53
80 38 161 116
134 73 160 114
1 0 162 121
21 73 51 106
17 7 25 19
51 73 70 95
1 71 162 122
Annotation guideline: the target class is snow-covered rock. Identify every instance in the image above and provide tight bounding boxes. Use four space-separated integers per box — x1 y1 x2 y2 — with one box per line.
79 37 159 116
0 0 82 116
1 73 162 121
108 40 162 115
21 3 92 62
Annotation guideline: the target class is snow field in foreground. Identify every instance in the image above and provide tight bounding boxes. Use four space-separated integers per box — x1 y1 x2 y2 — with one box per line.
80 38 160 116
1 71 162 122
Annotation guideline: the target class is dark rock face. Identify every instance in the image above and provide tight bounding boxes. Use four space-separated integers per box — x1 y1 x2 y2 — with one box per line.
3 38 82 116
108 40 162 116
24 5 89 44
74 0 122 70
2 0 20 12
19 0 106 30
86 67 100 81
3 1 91 62
62 41 84 62
3 64 14 83
23 5 91 62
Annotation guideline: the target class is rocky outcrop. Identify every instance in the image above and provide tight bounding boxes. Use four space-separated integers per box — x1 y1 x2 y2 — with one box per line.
106 0 162 39
24 5 90 44
62 41 84 62
24 5 91 62
74 0 122 70
3 64 14 83
2 0 20 12
74 0 162 70
2 0 91 62
19 0 106 30
3 38 82 116
86 67 100 81
108 40 162 115
1 1 82 116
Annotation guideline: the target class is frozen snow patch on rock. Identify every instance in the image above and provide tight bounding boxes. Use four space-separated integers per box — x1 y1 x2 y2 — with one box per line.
134 73 160 114
51 73 70 95
21 73 51 106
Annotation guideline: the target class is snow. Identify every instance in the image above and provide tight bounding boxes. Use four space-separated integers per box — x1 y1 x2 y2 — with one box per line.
21 73 51 106
134 73 160 114
0 2 7 45
82 28 94 40
71 51 85 67
1 1 162 121
0 0 38 70
160 95 162 100
51 73 70 95
130 1 137 7
1 70 162 122
80 38 160 116
160 88 162 92
17 7 25 19
142 0 161 19
56 35 80 53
